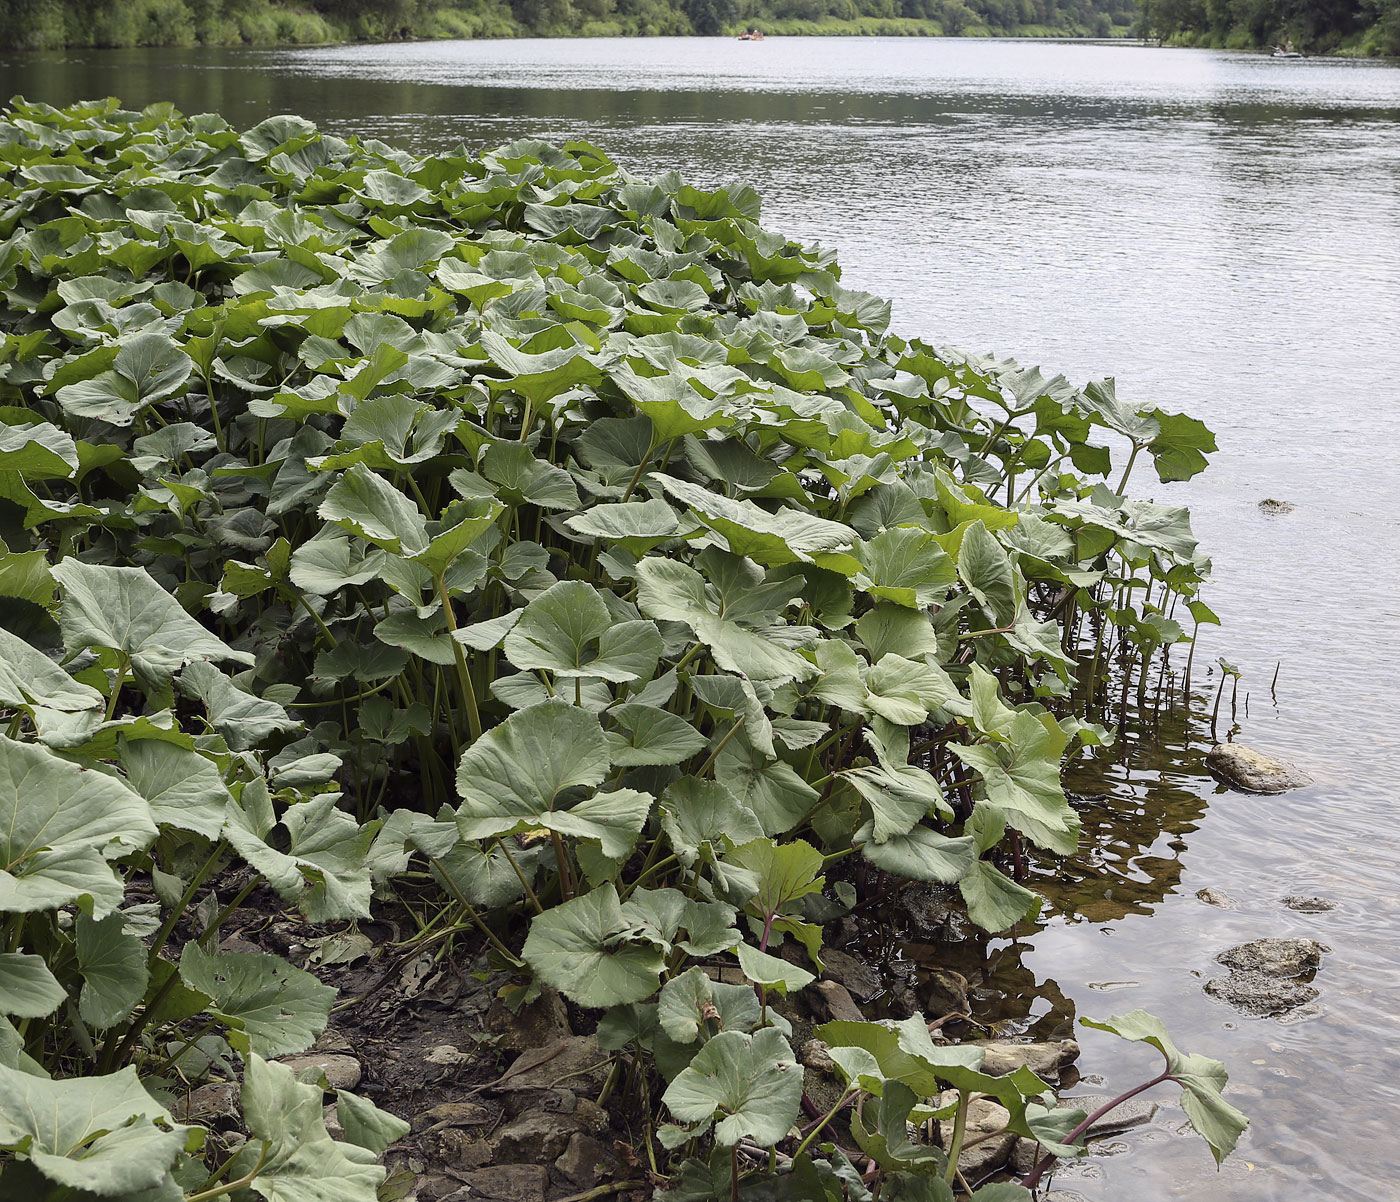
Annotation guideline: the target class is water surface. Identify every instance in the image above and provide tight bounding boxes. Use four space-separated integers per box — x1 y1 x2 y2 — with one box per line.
5 36 1400 1201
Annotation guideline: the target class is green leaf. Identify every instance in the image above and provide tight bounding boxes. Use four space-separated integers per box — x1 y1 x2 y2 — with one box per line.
855 820 975 884
119 739 230 841
239 1053 386 1202
658 966 762 1043
76 911 150 1030
180 661 302 752
226 791 375 922
0 734 155 918
53 561 253 696
734 943 815 994
0 626 104 716
660 778 764 868
0 1063 186 1196
334 1089 411 1157
1079 1010 1248 1164
178 943 335 1058
956 521 1021 626
958 859 1043 933
951 712 1078 853
455 700 611 839
521 883 666 1008
504 581 662 681
319 463 427 557
0 953 65 1019
662 1028 803 1147
606 703 707 767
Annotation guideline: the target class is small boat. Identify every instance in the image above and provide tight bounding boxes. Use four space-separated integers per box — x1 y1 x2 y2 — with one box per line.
737 29 765 40
1271 43 1303 57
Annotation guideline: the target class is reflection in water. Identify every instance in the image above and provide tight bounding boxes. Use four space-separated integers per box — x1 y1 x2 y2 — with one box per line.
5 38 1400 1200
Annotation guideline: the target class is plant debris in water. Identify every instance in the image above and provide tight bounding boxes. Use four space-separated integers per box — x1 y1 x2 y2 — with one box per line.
0 97 1244 1200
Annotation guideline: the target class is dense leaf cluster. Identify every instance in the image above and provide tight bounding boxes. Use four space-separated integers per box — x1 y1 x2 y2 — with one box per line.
0 97 1242 1198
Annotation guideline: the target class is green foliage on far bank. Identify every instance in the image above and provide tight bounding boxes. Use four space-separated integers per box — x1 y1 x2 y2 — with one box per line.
0 0 1138 49
1138 0 1400 55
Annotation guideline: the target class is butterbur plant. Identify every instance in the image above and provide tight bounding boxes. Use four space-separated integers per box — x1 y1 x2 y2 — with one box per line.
0 96 1237 1196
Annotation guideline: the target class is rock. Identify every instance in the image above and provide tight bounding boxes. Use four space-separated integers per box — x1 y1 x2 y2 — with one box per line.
1206 743 1312 794
414 1100 494 1131
967 1039 1080 1080
1205 971 1319 1017
1195 887 1234 908
800 1039 836 1074
172 1080 240 1122
1011 1137 1042 1175
322 1101 343 1141
1281 895 1337 912
491 1107 600 1163
554 1132 618 1188
277 1053 361 1091
1258 498 1294 514
811 979 865 1023
436 1127 494 1169
1058 1094 1159 1136
493 1036 610 1093
821 948 881 1000
920 968 970 1017
453 1164 549 1202
424 1044 472 1068
936 1091 1017 1178
1216 937 1322 978
485 986 572 1050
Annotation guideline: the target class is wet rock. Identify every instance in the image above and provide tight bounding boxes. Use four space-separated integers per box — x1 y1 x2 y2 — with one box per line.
1216 937 1322 978
486 986 572 1050
1011 1137 1043 1175
1206 743 1312 794
936 1092 1016 1177
967 1039 1080 1080
811 979 865 1023
902 887 954 931
800 1038 836 1074
1281 895 1337 912
822 947 881 1000
1059 1094 1159 1136
1195 887 1234 908
554 1132 619 1188
1258 498 1294 515
920 968 970 1017
452 1164 549 1202
493 1036 610 1093
1205 971 1319 1017
172 1080 240 1122
277 1053 361 1091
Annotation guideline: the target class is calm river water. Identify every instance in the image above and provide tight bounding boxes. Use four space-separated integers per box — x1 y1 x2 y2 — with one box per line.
5 36 1399 1201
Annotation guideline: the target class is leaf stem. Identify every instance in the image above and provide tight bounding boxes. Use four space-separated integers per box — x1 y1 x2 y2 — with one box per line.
435 571 483 743
790 1087 860 1161
427 855 523 966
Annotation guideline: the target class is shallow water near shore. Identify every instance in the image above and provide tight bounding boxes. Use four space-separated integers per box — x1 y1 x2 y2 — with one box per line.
5 35 1400 1200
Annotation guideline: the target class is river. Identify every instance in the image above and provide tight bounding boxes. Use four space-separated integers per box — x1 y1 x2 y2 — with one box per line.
4 35 1399 1201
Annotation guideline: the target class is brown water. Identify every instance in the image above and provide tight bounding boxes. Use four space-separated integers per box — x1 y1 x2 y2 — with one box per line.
5 36 1400 1200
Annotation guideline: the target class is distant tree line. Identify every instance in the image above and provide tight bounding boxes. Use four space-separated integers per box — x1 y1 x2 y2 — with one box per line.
1137 0 1399 52
0 0 1140 48
0 0 1391 49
